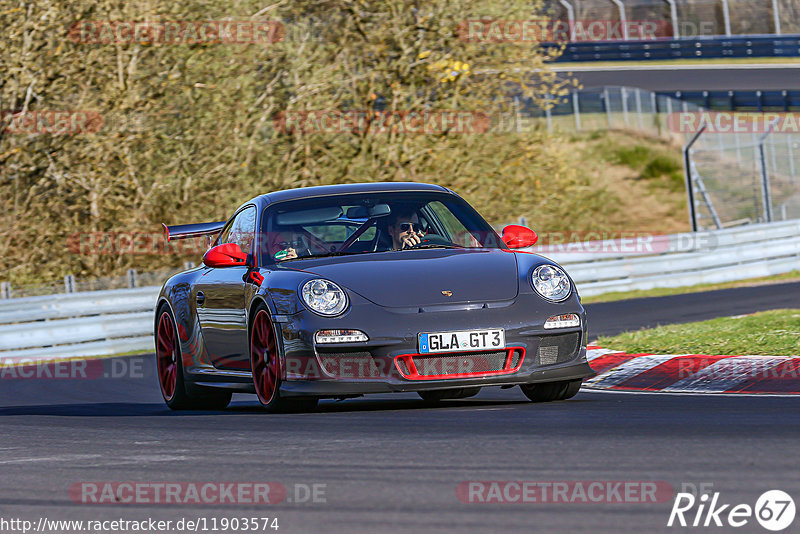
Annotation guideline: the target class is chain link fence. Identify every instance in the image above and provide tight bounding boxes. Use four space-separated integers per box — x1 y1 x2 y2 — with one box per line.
507 86 800 232
508 86 695 144
687 127 800 230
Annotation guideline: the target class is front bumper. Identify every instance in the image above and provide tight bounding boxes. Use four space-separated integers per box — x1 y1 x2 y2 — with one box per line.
275 294 595 397
279 351 595 397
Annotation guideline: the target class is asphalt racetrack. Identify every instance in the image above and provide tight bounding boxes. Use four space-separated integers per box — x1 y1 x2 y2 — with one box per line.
555 64 800 92
1 282 798 533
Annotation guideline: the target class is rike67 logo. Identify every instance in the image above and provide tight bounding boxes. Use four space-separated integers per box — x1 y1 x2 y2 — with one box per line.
668 489 795 531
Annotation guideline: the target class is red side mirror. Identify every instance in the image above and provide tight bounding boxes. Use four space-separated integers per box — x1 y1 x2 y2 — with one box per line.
203 243 248 267
502 225 538 249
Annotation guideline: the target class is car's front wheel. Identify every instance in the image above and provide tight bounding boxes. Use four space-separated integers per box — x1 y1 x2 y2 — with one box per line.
520 380 582 402
250 304 318 413
155 305 231 410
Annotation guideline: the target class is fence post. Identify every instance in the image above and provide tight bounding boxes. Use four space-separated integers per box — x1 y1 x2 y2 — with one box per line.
683 123 707 232
769 139 778 178
572 92 581 131
513 96 522 133
0 282 10 299
651 91 659 136
558 0 576 41
127 268 138 289
757 121 779 223
721 0 732 36
603 88 613 129
610 0 629 40
788 135 795 182
64 274 76 294
621 87 629 126
635 89 644 130
772 0 782 35
665 0 679 38
692 164 723 230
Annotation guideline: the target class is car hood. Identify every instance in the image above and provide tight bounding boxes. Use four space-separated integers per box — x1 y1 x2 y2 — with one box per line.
292 249 519 308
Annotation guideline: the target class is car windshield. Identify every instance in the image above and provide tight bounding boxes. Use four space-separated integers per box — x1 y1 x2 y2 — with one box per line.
260 191 503 262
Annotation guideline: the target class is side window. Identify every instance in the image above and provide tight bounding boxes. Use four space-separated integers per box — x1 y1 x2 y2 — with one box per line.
219 206 256 254
427 201 480 247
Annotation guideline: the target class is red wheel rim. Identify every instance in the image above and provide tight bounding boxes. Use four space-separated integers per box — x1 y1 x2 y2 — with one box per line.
156 311 178 400
251 310 279 405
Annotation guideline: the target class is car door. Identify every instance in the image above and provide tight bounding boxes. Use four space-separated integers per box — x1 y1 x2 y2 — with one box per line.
195 205 257 370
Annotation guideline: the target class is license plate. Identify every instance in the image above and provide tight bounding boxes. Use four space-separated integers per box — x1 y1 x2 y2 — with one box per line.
418 329 505 354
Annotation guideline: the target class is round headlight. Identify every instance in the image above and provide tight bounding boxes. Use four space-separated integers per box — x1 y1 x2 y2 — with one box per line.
301 279 348 316
531 265 572 302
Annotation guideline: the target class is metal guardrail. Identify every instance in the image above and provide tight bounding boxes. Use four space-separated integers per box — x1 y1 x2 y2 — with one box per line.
658 90 800 112
539 219 800 296
0 219 798 362
0 287 159 362
553 35 800 62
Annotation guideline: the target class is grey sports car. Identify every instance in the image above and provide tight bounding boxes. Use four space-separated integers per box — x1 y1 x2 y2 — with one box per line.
155 182 594 411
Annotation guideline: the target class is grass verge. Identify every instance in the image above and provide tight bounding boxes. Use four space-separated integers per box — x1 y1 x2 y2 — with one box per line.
581 270 800 304
595 309 800 356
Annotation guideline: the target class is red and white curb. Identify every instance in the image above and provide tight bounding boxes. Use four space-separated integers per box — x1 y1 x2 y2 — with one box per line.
585 345 800 395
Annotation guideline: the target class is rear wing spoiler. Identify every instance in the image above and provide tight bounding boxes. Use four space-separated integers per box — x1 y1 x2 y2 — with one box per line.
162 221 226 241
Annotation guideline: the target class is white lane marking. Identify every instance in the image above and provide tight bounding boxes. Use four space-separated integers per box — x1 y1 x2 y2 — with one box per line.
663 357 789 393
584 354 682 388
552 63 800 72
0 454 102 465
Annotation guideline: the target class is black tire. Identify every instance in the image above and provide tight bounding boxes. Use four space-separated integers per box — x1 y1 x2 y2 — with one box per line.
250 303 318 413
418 387 482 402
520 379 582 403
560 380 582 400
155 305 232 411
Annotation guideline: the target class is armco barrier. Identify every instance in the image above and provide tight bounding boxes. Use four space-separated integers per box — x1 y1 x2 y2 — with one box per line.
553 35 800 62
0 220 798 362
0 287 159 362
657 90 800 112
538 219 800 296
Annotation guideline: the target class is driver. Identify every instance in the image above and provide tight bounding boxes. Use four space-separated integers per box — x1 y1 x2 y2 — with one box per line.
388 209 426 250
266 230 301 261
